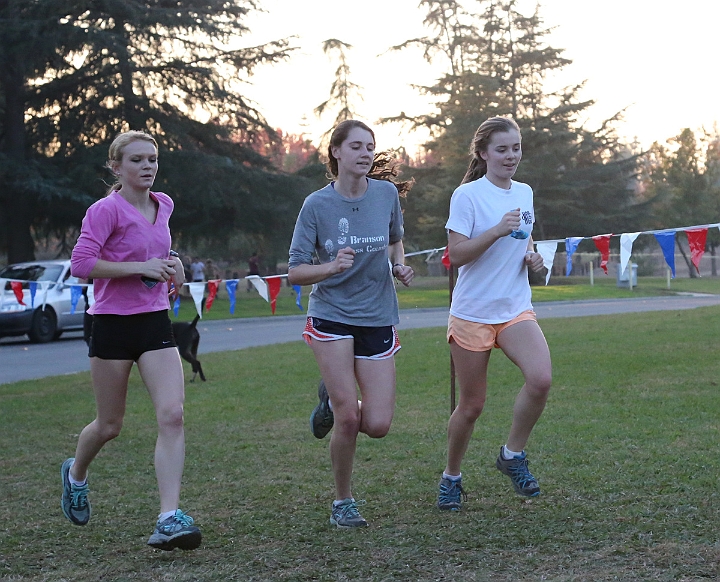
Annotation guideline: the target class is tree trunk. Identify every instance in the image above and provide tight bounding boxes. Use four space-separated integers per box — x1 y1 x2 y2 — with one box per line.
1 50 36 263
675 237 696 278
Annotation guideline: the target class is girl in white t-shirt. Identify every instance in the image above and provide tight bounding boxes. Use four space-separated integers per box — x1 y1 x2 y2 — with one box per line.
437 117 551 511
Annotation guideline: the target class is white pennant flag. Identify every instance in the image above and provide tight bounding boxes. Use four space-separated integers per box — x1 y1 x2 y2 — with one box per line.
247 275 269 302
188 282 206 318
535 241 558 285
86 283 95 307
40 281 50 310
620 232 641 277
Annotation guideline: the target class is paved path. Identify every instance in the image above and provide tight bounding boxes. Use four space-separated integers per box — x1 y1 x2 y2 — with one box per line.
2 294 719 385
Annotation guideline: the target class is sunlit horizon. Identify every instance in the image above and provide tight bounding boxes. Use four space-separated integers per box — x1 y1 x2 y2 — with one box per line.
239 0 719 158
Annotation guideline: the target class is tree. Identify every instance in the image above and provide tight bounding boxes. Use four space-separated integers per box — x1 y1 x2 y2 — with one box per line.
385 0 644 249
314 39 363 144
644 128 720 276
249 129 320 174
0 0 295 263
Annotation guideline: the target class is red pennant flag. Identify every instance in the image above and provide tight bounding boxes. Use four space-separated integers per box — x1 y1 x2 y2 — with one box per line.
205 279 221 311
591 234 612 274
441 246 451 269
266 276 282 314
686 228 708 273
10 281 26 305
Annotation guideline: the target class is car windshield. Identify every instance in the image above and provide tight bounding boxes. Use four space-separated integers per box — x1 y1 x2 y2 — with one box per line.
0 264 64 287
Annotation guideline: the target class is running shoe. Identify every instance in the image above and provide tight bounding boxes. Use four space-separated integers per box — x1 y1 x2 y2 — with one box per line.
310 379 334 439
437 477 467 511
147 509 202 551
495 447 541 497
330 498 368 528
60 458 91 526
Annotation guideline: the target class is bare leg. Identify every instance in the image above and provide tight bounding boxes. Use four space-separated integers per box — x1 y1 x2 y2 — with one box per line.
444 342 491 476
496 320 552 452
310 339 359 501
354 357 396 438
138 347 186 513
71 358 133 481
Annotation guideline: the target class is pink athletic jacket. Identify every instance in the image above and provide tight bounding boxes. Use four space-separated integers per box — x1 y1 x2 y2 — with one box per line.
71 191 174 315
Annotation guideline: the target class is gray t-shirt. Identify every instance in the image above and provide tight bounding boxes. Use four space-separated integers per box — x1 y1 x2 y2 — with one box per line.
288 178 404 326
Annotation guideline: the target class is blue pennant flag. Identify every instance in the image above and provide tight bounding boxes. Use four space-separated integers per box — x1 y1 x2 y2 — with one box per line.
654 231 676 278
29 281 37 308
292 285 303 311
173 293 181 316
70 285 82 314
225 279 239 314
565 237 583 276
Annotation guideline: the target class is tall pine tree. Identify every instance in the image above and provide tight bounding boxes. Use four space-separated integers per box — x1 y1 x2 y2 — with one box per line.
385 0 644 248
0 0 295 262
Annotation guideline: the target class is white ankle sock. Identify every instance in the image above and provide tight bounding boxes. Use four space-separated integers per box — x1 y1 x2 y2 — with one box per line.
67 463 86 487
442 472 461 481
502 445 522 459
158 510 177 521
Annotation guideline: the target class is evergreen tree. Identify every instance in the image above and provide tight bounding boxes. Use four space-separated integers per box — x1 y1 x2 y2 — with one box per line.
0 0 295 263
314 39 363 146
385 0 644 248
644 128 720 276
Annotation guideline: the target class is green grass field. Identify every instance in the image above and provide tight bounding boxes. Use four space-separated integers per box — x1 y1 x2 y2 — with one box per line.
2 303 720 580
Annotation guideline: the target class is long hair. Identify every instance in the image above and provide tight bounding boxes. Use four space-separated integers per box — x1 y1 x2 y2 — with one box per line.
326 119 414 197
461 117 521 185
105 130 158 194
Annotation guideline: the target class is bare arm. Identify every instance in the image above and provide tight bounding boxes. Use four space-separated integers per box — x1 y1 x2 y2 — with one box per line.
287 247 355 286
388 240 414 286
448 208 521 267
523 237 545 272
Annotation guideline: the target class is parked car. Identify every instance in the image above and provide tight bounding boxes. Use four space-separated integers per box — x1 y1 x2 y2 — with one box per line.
0 259 87 343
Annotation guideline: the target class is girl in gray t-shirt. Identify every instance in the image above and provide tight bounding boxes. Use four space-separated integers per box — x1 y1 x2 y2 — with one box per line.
288 120 414 528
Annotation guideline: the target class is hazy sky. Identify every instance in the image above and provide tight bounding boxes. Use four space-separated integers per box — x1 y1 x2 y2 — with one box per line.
241 0 719 156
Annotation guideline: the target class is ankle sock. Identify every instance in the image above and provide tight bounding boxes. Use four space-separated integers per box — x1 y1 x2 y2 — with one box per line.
158 510 177 521
442 472 461 481
68 463 87 487
502 445 523 460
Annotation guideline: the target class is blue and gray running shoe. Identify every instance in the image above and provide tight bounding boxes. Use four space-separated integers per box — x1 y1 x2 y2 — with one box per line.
496 447 540 497
437 477 467 511
330 498 368 528
147 509 202 551
310 379 334 439
60 458 91 526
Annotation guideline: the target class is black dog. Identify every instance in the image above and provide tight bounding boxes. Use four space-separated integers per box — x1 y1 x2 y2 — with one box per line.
172 314 206 382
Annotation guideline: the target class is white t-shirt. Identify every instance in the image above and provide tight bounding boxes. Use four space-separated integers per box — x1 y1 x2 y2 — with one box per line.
445 176 534 324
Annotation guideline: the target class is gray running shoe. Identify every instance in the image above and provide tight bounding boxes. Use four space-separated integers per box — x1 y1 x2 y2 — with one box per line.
60 458 91 526
310 379 334 439
496 447 540 497
147 509 202 551
330 498 368 528
437 477 467 511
